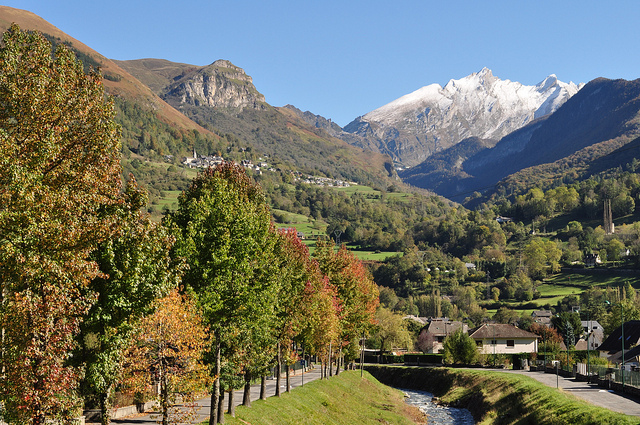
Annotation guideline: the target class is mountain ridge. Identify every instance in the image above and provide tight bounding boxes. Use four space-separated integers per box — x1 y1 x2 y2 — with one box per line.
343 67 582 167
116 57 399 187
401 77 640 202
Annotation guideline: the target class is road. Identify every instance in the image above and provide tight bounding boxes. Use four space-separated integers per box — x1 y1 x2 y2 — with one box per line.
108 366 324 424
487 368 640 417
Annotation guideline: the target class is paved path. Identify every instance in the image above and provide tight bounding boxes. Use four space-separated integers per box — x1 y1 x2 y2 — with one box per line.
109 366 324 424
486 368 640 417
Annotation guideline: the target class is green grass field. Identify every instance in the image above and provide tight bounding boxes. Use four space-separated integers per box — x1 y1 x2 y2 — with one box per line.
332 185 416 203
545 272 633 288
156 189 182 211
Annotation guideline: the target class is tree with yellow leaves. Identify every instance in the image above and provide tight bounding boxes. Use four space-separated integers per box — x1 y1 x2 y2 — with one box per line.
121 289 209 425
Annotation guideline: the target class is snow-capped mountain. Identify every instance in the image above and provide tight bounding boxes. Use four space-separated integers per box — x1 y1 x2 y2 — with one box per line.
343 68 583 166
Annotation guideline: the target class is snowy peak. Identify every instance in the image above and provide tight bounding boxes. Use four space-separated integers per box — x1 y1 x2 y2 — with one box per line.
346 68 583 166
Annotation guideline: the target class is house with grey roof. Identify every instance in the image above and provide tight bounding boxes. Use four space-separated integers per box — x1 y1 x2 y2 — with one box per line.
417 318 468 354
470 323 539 354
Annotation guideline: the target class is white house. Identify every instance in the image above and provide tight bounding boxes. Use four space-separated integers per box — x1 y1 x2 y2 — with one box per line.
470 323 538 354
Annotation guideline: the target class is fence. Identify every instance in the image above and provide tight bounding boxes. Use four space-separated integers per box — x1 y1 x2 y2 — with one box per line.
588 364 640 387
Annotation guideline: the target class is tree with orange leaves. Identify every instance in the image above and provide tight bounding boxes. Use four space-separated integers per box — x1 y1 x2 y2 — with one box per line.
313 239 379 371
121 289 209 425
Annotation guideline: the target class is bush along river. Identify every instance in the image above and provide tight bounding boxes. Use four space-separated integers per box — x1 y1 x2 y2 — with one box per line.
401 388 475 424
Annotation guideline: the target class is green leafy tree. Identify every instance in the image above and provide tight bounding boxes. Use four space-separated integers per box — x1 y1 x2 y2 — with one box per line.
551 312 582 349
523 238 561 279
166 163 277 425
370 307 413 354
0 25 123 424
77 178 179 425
493 307 520 325
443 328 478 365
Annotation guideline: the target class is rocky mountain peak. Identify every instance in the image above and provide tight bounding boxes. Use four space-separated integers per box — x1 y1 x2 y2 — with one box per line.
163 59 265 110
343 69 583 166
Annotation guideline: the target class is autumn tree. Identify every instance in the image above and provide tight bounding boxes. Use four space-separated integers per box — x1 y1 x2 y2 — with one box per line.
266 228 315 394
314 240 379 370
76 178 179 425
166 163 278 425
299 275 341 377
0 26 123 424
121 289 209 425
530 323 563 355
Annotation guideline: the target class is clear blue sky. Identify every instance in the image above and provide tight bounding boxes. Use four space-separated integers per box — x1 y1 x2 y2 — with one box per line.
4 1 640 126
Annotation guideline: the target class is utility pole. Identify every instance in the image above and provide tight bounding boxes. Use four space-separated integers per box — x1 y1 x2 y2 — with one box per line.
360 331 366 378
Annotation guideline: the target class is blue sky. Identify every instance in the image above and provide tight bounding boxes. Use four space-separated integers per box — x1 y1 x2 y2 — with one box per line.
4 1 640 126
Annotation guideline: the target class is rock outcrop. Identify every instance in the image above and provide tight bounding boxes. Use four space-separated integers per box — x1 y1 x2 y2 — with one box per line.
163 59 266 110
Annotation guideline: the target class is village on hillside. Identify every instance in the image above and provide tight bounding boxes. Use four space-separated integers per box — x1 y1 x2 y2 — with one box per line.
181 149 357 188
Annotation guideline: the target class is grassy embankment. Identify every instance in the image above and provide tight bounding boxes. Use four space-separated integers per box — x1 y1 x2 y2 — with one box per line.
218 370 425 425
366 365 638 425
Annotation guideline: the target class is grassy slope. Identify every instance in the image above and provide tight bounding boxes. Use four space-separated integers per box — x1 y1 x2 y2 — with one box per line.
221 371 424 425
366 366 638 425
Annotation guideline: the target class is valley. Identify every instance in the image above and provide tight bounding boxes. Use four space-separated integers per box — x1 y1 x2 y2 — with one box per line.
4 5 640 424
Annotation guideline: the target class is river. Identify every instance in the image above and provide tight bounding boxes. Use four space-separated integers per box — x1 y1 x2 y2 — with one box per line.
400 388 475 424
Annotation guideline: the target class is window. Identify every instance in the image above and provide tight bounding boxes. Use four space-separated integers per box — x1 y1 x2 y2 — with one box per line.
507 340 515 347
490 339 497 345
476 341 483 347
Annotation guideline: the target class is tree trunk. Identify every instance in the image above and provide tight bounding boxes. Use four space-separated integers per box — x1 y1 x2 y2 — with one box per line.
228 389 235 417
301 346 306 387
161 370 169 425
99 385 113 425
336 346 342 376
260 376 267 400
209 341 221 425
243 370 252 407
285 363 290 392
217 391 225 424
276 341 281 397
329 342 333 377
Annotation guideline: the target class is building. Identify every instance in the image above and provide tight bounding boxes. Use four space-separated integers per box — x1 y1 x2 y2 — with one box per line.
577 320 604 350
417 318 468 354
531 310 553 327
584 253 602 267
470 323 539 354
598 320 640 361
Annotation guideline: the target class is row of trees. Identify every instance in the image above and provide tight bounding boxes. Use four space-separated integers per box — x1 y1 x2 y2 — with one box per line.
0 26 379 425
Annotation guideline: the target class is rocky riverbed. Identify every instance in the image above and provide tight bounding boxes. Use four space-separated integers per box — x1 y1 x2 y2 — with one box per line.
400 388 475 424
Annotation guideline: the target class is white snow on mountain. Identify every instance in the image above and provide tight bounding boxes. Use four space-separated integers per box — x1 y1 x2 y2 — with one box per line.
362 68 583 142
